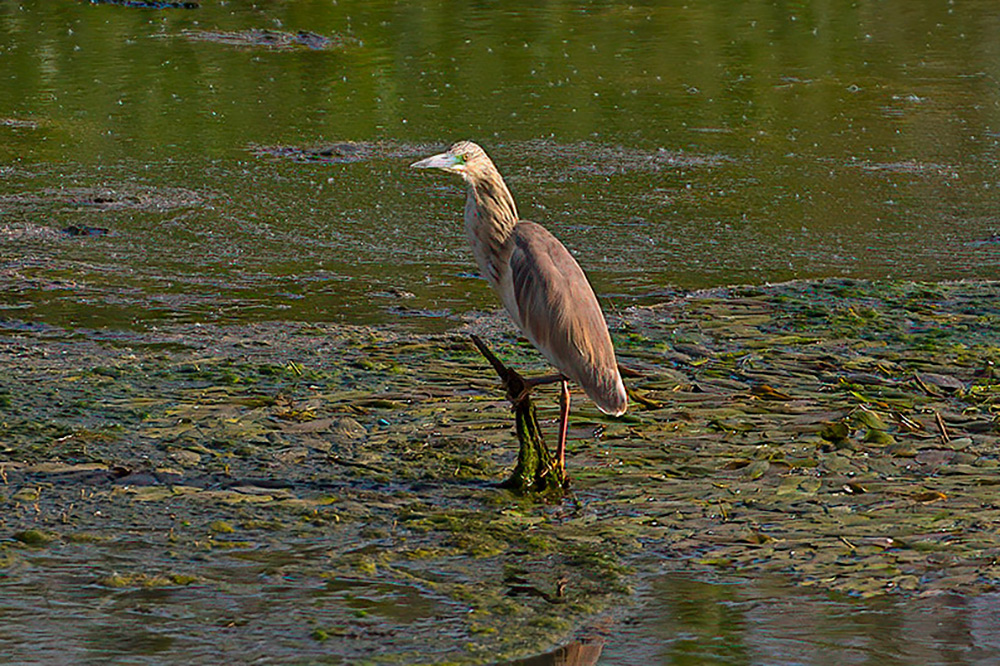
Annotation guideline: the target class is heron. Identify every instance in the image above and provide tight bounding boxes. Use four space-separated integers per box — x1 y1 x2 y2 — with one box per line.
411 141 627 480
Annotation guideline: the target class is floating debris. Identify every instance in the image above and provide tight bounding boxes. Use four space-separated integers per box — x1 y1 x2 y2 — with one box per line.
0 118 39 129
841 158 959 178
62 224 109 237
182 29 359 50
0 184 206 212
249 140 437 164
969 231 1000 247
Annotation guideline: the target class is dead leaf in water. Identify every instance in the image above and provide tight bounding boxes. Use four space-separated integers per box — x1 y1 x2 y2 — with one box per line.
911 490 947 503
751 384 794 401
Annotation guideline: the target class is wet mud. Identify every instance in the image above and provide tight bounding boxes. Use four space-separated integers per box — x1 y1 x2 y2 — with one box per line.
250 141 440 165
249 139 724 175
1 278 998 663
0 185 207 214
517 139 731 176
85 0 198 8
183 29 359 51
0 183 207 245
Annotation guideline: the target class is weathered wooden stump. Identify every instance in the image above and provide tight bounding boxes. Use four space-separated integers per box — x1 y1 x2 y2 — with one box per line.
470 335 566 493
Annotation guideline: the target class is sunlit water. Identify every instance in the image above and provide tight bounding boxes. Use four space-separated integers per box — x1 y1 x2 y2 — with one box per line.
5 554 1000 665
503 574 1000 666
1 0 998 331
594 575 1000 666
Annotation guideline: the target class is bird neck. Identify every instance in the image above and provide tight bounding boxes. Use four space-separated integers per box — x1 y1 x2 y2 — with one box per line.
466 172 519 241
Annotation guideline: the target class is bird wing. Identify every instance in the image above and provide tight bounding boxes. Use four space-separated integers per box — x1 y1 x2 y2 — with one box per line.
508 221 627 415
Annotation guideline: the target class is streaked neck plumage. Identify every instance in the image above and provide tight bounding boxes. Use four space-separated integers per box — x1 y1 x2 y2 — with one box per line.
462 161 519 286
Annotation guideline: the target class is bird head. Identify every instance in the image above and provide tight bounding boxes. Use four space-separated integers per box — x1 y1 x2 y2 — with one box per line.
411 141 492 181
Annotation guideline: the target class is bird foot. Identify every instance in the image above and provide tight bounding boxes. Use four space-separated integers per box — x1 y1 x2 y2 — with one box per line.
509 383 533 409
538 458 568 488
510 372 566 410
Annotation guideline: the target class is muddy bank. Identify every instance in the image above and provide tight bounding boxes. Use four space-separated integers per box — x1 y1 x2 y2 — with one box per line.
1 278 998 663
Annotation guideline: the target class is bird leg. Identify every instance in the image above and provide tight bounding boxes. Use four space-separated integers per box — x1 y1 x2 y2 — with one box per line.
519 374 569 483
556 378 570 480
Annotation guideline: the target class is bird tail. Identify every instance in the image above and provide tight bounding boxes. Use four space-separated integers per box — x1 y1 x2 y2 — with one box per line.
591 373 628 417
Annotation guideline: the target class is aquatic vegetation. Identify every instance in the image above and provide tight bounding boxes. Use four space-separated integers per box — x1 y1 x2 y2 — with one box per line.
1 279 998 662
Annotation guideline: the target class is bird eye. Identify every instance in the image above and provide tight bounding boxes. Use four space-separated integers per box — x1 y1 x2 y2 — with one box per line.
461 153 470 163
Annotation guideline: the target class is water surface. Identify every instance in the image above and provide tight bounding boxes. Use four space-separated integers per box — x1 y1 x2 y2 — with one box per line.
593 574 1000 666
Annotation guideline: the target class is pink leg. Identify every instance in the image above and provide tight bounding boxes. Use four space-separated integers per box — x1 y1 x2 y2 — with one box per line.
557 379 570 479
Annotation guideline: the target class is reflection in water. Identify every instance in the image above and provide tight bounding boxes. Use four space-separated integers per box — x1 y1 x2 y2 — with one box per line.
598 575 1000 665
5 550 1000 664
503 640 604 666
494 574 1000 665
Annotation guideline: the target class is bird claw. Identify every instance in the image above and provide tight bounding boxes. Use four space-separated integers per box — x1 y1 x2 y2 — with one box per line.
539 459 567 488
509 384 532 408
508 372 567 409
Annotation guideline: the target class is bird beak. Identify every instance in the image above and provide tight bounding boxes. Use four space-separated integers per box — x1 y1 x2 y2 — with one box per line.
411 152 460 170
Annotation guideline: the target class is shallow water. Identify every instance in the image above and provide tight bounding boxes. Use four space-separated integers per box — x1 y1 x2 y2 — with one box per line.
591 575 1000 666
1 0 998 331
7 558 1000 665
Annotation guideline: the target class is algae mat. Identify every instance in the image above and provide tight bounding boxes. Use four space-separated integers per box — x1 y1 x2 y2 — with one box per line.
1 279 998 664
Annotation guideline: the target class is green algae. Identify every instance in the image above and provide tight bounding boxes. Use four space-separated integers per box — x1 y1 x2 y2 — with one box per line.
0 279 998 661
99 572 199 588
209 520 236 534
13 529 57 547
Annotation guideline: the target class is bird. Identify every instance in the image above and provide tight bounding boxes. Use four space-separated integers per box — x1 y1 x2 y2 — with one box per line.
411 141 627 479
